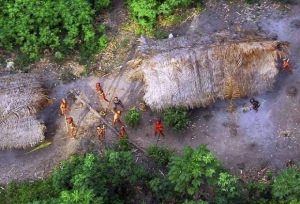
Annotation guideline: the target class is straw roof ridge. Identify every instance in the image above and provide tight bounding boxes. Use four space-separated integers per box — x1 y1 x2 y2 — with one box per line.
135 31 279 57
128 31 290 110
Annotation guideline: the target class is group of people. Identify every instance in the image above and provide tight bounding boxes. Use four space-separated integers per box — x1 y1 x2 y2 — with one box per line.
59 82 165 141
59 98 76 139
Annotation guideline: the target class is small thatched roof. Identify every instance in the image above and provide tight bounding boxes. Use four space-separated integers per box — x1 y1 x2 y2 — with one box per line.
127 31 289 110
0 74 53 149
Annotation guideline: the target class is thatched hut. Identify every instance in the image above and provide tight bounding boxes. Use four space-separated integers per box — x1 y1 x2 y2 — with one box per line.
0 74 53 149
127 31 289 110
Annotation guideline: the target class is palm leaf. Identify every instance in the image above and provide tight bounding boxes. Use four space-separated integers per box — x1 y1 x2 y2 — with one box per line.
25 141 52 154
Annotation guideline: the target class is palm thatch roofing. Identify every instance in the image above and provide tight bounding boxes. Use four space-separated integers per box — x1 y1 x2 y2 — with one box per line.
0 74 53 149
127 31 290 110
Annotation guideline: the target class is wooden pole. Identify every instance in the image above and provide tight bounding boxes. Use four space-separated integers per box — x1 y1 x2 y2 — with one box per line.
69 89 146 153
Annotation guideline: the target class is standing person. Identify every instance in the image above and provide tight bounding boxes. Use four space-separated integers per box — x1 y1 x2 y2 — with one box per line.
97 125 105 141
119 126 127 138
96 82 110 105
60 98 70 116
113 96 124 110
111 109 122 127
282 59 292 73
154 120 165 138
250 98 260 112
66 117 76 139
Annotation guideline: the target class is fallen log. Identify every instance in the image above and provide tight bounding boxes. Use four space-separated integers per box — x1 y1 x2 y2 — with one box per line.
69 89 146 153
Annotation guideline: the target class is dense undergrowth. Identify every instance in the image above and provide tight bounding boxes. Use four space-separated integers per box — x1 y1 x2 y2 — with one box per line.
1 145 300 203
0 0 110 66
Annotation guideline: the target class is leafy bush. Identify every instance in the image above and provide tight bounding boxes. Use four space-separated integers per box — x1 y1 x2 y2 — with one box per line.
125 107 142 128
118 137 131 151
52 152 147 203
168 145 222 197
147 145 174 166
92 0 111 13
149 177 178 202
126 0 158 33
0 0 110 62
126 0 198 33
5 178 59 204
60 188 101 204
271 168 300 203
158 0 195 15
247 182 272 204
162 106 189 132
0 186 6 204
214 172 244 203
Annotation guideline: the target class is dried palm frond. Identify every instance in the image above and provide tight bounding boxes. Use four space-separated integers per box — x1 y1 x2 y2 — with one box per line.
0 73 53 149
127 31 289 110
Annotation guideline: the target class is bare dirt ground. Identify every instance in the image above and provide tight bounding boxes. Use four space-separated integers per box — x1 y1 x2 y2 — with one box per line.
1 0 300 185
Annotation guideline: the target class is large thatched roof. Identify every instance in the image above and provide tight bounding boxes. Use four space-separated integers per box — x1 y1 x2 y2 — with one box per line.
127 31 289 110
0 74 53 149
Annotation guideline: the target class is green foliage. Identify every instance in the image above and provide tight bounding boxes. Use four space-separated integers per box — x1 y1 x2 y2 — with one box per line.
247 182 272 204
91 0 111 13
126 0 158 33
147 145 174 166
52 152 146 203
158 0 194 15
118 137 131 151
149 177 178 202
0 0 110 63
162 106 189 132
168 145 222 196
15 53 35 72
214 172 244 203
79 34 109 65
5 178 59 204
125 107 142 128
272 168 300 203
159 14 185 27
60 188 102 204
0 186 6 204
126 0 198 33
